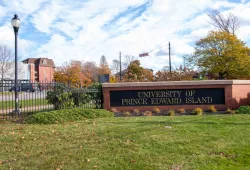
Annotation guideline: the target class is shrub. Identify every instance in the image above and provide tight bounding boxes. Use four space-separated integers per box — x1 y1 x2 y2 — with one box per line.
143 111 152 116
71 90 91 107
177 108 185 114
168 110 175 116
46 84 74 110
133 109 140 115
225 108 235 114
236 105 250 114
24 108 114 124
88 83 103 109
152 107 161 114
111 108 118 113
123 111 131 117
46 83 102 110
207 105 217 112
192 108 203 115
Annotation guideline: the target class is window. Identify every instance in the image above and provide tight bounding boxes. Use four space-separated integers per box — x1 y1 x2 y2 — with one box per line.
42 59 47 64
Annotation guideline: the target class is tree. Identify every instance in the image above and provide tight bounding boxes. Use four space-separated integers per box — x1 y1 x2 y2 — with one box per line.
155 69 195 81
123 55 136 69
123 60 153 82
143 69 154 82
187 31 250 79
111 59 120 74
98 55 111 75
0 45 14 80
54 61 91 87
123 60 143 82
100 55 108 66
208 10 239 35
109 75 117 83
82 61 99 82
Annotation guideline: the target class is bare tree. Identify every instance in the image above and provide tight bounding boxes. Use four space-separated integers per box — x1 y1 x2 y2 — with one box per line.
123 55 136 69
208 10 239 35
0 45 14 80
111 59 120 74
100 55 108 66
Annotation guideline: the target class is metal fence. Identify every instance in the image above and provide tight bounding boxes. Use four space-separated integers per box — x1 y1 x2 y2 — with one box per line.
0 82 101 120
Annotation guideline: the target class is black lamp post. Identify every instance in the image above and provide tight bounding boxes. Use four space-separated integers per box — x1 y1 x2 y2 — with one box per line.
11 14 20 115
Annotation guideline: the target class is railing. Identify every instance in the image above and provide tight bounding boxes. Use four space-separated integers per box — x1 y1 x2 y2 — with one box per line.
0 82 101 120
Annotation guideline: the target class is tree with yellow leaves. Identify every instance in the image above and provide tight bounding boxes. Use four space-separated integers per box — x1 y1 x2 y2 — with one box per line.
188 31 250 79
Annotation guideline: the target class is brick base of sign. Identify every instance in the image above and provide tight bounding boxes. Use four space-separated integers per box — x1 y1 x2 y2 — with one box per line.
102 80 250 111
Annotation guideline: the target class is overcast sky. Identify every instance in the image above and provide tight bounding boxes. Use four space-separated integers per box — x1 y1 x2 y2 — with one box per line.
0 0 250 72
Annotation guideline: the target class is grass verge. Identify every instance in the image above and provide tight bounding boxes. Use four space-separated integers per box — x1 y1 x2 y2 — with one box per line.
0 92 23 96
0 114 250 169
0 98 48 109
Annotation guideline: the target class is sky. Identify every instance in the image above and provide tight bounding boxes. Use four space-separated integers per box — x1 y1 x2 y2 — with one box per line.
0 0 250 72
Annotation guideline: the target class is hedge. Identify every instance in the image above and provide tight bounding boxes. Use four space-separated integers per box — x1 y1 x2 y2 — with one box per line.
24 108 114 124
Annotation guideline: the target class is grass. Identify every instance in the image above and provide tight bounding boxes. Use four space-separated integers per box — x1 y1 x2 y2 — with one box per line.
0 92 23 96
24 108 114 124
0 98 48 109
1 114 250 169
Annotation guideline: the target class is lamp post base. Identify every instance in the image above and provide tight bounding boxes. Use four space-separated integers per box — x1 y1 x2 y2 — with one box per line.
12 109 20 116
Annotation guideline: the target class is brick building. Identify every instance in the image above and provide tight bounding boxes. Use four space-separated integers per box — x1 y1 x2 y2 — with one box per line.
22 58 55 82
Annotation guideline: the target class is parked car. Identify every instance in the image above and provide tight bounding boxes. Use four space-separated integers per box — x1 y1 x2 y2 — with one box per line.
9 83 35 92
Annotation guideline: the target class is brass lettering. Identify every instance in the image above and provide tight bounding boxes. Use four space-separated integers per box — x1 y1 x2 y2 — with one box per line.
196 97 202 104
122 99 126 105
150 98 182 105
151 98 156 105
202 97 207 103
176 91 182 97
155 91 161 97
185 97 213 104
207 97 212 103
185 90 195 97
122 98 149 106
138 90 183 98
138 92 142 98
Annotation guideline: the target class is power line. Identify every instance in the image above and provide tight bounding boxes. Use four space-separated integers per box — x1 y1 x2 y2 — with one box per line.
147 44 169 54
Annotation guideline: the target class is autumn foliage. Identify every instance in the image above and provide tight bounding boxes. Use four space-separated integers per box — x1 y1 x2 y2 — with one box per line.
54 61 91 87
188 31 250 79
123 60 153 82
155 69 195 81
98 55 111 75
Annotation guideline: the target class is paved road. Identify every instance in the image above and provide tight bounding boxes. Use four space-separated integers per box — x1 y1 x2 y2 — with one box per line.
0 91 47 101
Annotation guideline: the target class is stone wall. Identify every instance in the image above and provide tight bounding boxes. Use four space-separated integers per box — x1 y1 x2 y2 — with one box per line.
102 80 250 111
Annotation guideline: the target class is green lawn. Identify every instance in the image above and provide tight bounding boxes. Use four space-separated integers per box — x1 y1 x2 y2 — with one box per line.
0 99 48 109
0 92 22 96
1 114 250 169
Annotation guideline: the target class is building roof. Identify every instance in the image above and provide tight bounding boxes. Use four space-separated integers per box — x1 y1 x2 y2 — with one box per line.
22 58 55 67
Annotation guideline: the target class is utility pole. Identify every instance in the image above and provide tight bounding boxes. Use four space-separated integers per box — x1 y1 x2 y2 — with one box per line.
169 42 172 73
183 57 186 69
119 51 122 81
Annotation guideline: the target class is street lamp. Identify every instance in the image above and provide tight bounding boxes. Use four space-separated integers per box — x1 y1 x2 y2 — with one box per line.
11 14 20 115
